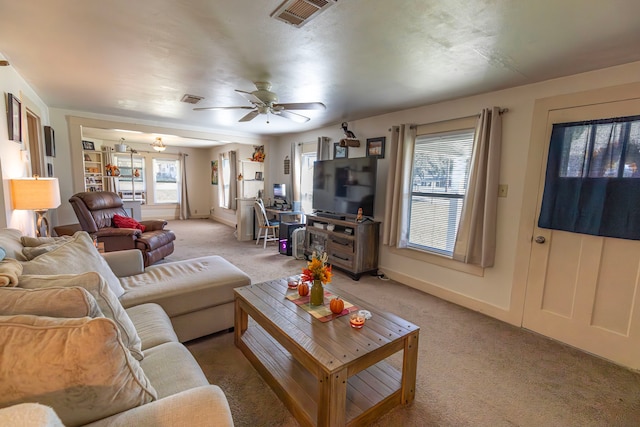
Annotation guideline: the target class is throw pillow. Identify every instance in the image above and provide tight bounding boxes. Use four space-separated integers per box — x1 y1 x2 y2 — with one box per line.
0 258 22 287
0 315 157 426
22 240 73 261
0 286 103 318
19 272 144 361
20 235 72 248
113 214 146 232
20 231 125 297
0 228 27 261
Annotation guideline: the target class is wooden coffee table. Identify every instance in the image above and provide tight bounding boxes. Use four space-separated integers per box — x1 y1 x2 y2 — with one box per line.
234 278 420 427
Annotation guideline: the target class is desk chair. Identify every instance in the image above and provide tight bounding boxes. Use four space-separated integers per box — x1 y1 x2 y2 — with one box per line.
254 199 279 249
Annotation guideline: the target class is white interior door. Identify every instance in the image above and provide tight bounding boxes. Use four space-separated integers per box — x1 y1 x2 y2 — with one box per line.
523 98 640 369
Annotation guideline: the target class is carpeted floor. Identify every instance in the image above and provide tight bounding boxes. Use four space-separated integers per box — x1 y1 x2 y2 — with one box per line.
167 219 640 426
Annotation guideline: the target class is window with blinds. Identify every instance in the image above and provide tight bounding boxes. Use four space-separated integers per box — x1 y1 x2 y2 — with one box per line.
409 128 474 255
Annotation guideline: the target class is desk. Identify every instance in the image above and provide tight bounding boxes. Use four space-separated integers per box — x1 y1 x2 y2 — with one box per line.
264 207 304 224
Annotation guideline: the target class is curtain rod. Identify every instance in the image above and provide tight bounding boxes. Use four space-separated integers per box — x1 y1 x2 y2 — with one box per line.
388 108 509 132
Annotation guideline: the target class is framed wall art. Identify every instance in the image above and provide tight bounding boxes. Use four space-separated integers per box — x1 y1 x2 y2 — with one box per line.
211 160 219 185
82 140 95 150
7 93 22 142
44 125 55 157
333 142 348 159
366 137 385 158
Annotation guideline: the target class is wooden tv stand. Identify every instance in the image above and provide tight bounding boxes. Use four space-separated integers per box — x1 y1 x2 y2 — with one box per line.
304 213 380 280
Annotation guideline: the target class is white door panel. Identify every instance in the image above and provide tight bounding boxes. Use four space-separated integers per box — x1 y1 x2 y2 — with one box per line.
524 98 640 369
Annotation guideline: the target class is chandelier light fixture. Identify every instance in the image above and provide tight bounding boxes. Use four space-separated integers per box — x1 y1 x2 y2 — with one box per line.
151 137 166 152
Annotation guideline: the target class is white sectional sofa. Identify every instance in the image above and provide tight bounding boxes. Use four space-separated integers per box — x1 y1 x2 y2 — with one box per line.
0 228 251 426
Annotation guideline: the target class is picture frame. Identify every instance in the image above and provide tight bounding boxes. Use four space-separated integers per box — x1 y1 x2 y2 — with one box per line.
82 140 95 151
7 93 22 142
255 171 263 180
334 142 348 159
211 160 219 185
44 125 55 157
366 137 386 158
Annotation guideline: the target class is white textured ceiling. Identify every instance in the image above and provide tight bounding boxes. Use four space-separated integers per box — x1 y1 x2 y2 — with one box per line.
2 0 640 146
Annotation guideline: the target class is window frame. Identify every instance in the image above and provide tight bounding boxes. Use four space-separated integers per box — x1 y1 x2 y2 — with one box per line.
393 116 483 276
152 157 180 204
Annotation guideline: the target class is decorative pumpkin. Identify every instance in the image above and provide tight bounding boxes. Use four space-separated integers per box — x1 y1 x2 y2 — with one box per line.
297 282 309 297
330 297 344 314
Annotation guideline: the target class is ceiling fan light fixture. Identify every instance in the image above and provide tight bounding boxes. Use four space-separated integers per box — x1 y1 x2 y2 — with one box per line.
151 137 166 152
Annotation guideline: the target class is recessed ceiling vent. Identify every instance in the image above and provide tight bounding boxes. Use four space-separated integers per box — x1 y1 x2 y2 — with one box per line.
180 94 204 104
271 0 337 27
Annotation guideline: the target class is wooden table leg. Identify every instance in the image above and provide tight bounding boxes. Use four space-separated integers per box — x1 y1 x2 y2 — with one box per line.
234 298 248 346
401 331 419 405
318 368 348 427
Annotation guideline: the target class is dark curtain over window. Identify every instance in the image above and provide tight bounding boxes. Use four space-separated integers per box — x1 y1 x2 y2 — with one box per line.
539 115 640 239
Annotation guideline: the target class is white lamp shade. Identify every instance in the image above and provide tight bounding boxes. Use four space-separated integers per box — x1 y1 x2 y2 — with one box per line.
11 177 61 210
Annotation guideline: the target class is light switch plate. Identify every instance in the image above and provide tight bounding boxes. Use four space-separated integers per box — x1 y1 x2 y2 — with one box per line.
498 184 508 198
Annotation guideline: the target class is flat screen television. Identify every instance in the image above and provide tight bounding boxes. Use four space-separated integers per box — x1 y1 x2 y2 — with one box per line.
312 157 377 218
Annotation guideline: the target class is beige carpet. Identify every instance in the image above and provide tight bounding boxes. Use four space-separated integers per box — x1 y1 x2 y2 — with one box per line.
167 219 640 426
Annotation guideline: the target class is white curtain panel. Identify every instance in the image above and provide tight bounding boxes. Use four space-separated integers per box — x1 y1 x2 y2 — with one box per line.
179 153 190 220
102 146 116 193
452 107 502 267
382 124 416 248
228 150 237 210
316 136 331 161
291 143 303 211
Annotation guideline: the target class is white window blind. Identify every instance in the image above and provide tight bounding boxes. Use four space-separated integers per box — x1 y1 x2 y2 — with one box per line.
409 128 474 255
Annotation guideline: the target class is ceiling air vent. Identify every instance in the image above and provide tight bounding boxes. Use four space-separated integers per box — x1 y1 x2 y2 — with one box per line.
180 94 204 104
271 0 337 27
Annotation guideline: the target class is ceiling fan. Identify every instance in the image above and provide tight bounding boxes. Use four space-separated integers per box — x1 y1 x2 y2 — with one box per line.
193 81 325 123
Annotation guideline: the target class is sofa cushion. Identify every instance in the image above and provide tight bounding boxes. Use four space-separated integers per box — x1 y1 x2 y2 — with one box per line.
0 286 103 318
0 259 22 287
119 255 251 317
113 214 146 232
141 342 209 399
20 231 125 297
82 385 234 427
20 235 72 247
0 315 157 427
0 403 65 427
0 228 27 261
20 235 73 261
19 272 143 361
125 303 179 351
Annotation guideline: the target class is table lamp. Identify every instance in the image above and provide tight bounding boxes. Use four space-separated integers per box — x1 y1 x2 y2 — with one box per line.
10 175 61 237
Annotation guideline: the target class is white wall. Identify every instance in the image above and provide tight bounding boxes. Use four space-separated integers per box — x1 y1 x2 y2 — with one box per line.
47 109 265 225
209 142 272 226
0 57 50 235
276 60 640 326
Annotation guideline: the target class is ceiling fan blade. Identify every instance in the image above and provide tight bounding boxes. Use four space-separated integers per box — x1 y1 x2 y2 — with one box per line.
277 109 310 123
193 106 254 111
239 110 260 122
274 102 326 110
235 89 265 106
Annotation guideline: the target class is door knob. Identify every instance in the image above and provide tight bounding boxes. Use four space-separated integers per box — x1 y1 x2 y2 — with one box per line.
534 236 546 244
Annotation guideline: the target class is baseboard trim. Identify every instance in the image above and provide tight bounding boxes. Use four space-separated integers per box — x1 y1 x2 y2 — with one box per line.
382 267 518 326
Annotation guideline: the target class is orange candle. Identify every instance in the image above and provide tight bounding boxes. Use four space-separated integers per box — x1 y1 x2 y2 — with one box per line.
350 313 366 329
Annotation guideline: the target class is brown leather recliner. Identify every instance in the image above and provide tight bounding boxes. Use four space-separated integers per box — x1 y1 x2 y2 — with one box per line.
69 191 176 266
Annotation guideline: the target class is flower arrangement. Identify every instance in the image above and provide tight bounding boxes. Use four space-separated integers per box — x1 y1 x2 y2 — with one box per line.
302 251 332 284
251 145 265 162
105 163 120 176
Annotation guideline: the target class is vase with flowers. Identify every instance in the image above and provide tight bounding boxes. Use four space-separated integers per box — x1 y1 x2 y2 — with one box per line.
302 251 332 306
